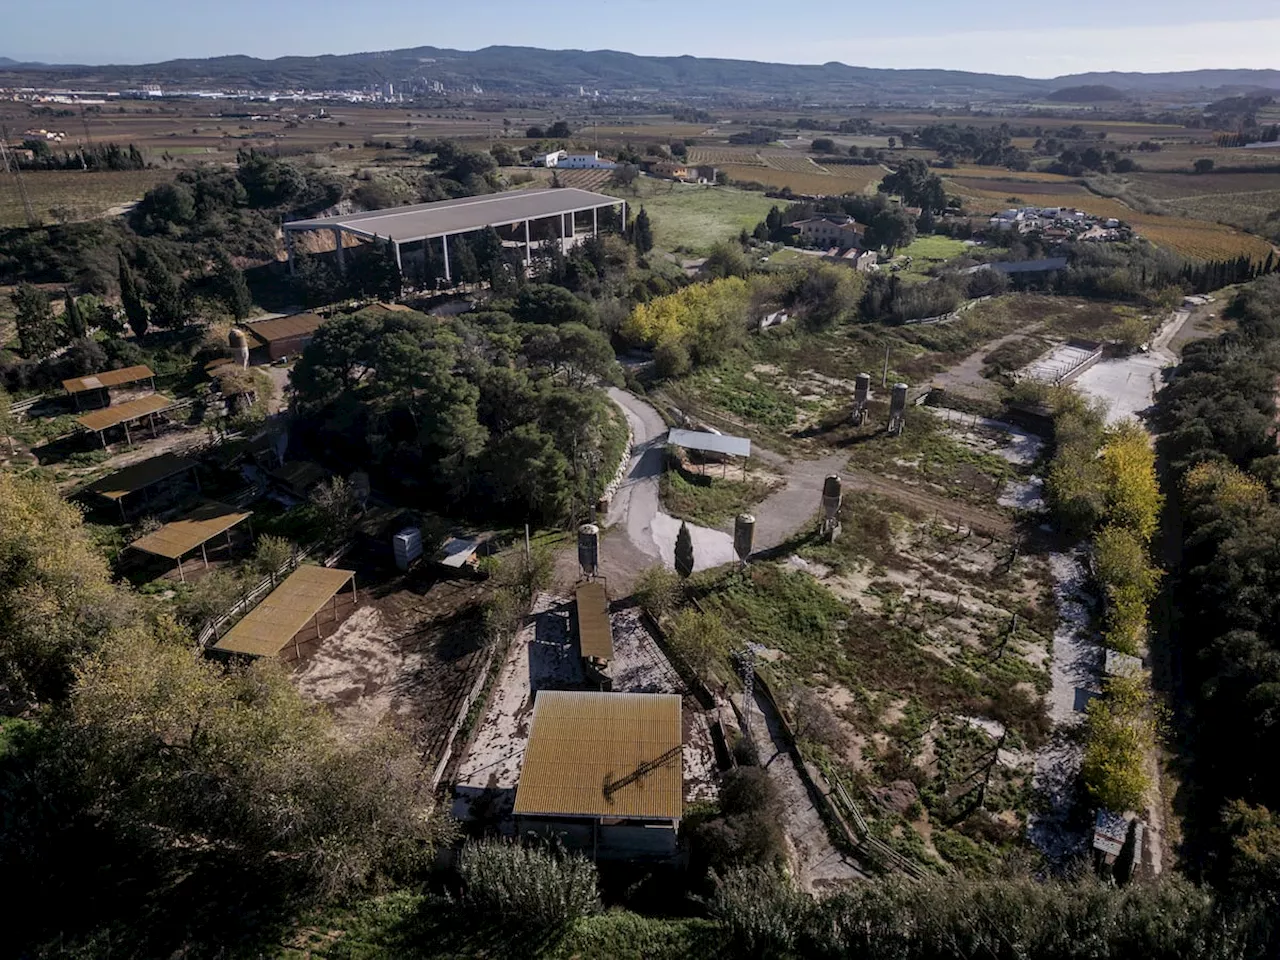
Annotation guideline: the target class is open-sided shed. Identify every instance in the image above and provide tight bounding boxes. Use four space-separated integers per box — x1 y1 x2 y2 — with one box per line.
129 501 253 581
62 364 155 410
76 393 175 447
88 453 200 520
212 565 357 660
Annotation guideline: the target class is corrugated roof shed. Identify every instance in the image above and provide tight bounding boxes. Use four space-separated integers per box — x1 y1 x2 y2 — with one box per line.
213 565 355 658
62 364 155 394
243 314 326 345
514 691 682 821
76 393 174 433
130 501 253 560
89 453 197 501
575 581 613 662
667 428 751 459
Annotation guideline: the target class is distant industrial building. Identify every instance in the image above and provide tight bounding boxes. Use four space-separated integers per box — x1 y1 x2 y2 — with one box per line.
513 691 683 860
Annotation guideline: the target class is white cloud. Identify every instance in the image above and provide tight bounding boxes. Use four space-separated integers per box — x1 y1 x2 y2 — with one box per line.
775 18 1280 77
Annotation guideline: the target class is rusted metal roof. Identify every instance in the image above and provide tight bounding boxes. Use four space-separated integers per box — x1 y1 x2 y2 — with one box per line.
62 364 154 394
242 313 326 345
130 501 253 560
76 393 174 433
88 453 197 501
575 581 613 662
513 691 682 821
213 565 355 658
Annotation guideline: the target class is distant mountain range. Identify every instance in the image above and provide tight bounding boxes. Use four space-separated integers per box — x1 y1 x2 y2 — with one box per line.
3 46 1279 101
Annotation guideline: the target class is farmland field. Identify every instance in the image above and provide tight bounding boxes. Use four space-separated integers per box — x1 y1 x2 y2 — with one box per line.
0 169 174 228
687 146 765 166
721 163 881 197
942 165 1080 184
950 178 1092 198
607 178 778 254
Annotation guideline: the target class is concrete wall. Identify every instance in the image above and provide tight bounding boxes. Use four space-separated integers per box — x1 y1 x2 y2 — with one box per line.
517 816 678 860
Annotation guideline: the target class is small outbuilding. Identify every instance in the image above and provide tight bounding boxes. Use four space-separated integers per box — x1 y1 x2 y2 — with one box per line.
62 364 156 411
241 313 328 361
514 690 683 860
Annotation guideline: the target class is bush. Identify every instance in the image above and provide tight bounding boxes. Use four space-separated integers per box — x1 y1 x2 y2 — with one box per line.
1081 675 1156 812
634 565 683 621
457 839 600 931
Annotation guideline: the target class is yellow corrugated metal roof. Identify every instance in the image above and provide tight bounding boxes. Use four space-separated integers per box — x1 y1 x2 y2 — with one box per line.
575 581 613 662
213 565 355 658
513 691 682 821
77 393 174 433
129 501 253 560
62 364 155 393
88 453 197 501
243 313 326 345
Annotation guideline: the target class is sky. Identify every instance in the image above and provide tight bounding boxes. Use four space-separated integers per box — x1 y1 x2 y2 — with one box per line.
4 0 1279 78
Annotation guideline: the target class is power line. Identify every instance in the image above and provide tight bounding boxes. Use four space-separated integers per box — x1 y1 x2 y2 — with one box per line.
0 126 38 226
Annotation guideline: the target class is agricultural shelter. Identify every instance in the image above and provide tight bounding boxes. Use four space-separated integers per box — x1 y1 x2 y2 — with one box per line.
129 501 253 582
62 364 156 410
76 393 175 447
667 427 751 478
282 188 626 281
241 314 328 361
88 453 200 520
212 565 357 659
513 691 682 860
269 460 331 499
575 581 614 664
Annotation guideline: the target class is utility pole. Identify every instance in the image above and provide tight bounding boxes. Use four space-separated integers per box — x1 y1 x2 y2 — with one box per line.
0 126 37 227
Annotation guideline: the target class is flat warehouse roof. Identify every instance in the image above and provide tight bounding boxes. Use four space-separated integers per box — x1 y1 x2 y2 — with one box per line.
243 313 326 345
130 501 253 560
77 393 174 433
575 581 613 661
89 453 197 501
514 691 682 821
63 364 155 394
213 565 355 658
283 188 623 244
667 428 751 459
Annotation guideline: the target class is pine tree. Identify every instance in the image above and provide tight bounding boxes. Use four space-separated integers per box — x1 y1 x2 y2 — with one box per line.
633 207 654 254
214 251 253 320
63 290 87 341
453 238 480 285
118 252 150 338
674 521 695 579
11 284 59 359
139 248 186 328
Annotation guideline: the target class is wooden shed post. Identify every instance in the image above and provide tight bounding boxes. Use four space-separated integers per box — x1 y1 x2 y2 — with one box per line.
200 541 209 569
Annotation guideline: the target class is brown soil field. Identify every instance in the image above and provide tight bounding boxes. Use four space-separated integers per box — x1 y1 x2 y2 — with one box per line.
721 163 881 196
1126 170 1280 200
0 168 175 227
950 178 1091 198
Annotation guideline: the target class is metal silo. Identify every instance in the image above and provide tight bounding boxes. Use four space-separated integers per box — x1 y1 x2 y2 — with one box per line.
230 327 249 368
821 474 842 541
853 372 871 425
578 523 600 579
734 514 756 567
888 382 909 437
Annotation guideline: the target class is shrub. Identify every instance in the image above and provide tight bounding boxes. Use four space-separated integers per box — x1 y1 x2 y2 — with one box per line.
634 565 683 621
1081 675 1156 812
457 839 600 931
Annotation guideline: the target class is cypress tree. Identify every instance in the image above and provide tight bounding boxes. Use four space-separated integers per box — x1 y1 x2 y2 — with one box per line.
63 290 87 341
674 521 695 579
633 207 654 254
118 252 150 338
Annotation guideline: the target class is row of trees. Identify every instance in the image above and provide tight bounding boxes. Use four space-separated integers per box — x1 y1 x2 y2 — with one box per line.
1155 274 1280 892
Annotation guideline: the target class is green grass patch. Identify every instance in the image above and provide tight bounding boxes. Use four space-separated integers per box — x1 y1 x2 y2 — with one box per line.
901 235 969 262
607 179 778 255
659 467 776 528
677 361 800 432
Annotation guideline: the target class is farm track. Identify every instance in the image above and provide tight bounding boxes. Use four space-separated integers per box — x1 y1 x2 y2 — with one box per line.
842 468 1016 539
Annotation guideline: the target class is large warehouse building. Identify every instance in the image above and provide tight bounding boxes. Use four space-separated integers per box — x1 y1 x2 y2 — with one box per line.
282 187 627 282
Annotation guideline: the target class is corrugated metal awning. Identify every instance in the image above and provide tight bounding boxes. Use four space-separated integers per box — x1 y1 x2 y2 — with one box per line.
667 428 751 459
575 581 613 661
63 364 154 393
213 565 355 658
130 501 253 560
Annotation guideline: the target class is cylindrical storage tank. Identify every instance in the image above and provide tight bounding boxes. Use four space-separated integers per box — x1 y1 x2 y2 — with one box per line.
734 514 756 563
230 328 250 368
822 474 842 522
854 372 871 404
890 382 909 418
577 523 600 577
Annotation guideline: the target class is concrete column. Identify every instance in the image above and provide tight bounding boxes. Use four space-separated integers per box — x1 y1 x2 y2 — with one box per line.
332 228 346 274
524 220 532 265
621 201 627 232
285 229 296 274
593 207 598 236
393 241 403 274
442 235 451 283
